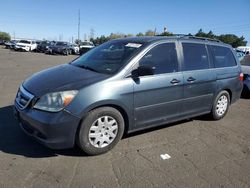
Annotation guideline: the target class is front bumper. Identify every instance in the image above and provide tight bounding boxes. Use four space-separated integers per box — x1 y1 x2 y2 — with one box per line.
14 105 81 149
46 48 64 54
15 46 29 51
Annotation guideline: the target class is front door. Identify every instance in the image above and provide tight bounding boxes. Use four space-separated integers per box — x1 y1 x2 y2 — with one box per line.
133 42 184 129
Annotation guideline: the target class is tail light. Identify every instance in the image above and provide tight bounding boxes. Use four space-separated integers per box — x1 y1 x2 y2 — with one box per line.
239 73 244 81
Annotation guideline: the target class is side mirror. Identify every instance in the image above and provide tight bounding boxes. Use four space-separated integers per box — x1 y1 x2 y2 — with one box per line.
131 65 154 78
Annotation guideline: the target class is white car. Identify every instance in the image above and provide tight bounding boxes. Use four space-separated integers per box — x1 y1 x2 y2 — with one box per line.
71 44 80 54
79 41 95 55
237 46 250 54
14 40 37 52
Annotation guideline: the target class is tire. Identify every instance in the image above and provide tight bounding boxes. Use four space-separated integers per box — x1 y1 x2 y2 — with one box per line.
211 91 230 120
63 49 68 56
77 107 124 155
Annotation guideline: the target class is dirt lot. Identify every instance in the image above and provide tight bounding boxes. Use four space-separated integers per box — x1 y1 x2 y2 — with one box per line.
0 46 250 188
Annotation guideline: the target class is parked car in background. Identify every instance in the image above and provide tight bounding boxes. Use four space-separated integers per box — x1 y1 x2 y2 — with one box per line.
46 41 72 55
70 44 80 54
14 36 243 155
5 40 19 49
14 40 37 52
235 50 245 62
34 40 42 50
0 39 6 45
37 41 55 53
240 55 250 97
237 46 250 54
79 41 95 55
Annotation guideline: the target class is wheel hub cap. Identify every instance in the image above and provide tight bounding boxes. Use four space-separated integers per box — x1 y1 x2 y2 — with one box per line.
216 95 228 116
88 116 118 148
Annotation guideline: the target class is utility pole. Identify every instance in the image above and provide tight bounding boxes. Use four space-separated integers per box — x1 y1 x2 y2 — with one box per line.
90 28 95 40
78 9 80 44
154 28 157 36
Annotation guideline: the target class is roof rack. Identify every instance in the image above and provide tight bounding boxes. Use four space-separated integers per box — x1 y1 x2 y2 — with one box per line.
175 34 222 43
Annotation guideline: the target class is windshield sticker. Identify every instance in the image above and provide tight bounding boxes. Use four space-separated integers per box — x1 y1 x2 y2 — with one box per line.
125 43 142 48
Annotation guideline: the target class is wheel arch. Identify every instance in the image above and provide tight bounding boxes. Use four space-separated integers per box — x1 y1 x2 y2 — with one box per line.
224 88 232 103
74 102 131 146
91 104 130 135
215 87 232 104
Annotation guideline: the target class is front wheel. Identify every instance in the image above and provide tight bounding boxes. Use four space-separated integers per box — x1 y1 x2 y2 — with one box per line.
77 107 124 155
63 49 68 56
211 91 230 120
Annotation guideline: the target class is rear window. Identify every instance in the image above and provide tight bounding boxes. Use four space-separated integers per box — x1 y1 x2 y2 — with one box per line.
182 43 209 71
209 45 237 68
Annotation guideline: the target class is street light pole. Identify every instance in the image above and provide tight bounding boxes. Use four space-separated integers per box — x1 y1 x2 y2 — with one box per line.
78 9 80 45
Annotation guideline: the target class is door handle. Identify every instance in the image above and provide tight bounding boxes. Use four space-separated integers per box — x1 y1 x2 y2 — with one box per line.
170 79 181 84
187 77 196 82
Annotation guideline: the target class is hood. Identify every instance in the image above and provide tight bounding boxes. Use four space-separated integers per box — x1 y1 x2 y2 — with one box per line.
16 42 31 46
23 64 109 97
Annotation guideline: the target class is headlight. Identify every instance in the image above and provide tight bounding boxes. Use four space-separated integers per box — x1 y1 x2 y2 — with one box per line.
33 90 78 112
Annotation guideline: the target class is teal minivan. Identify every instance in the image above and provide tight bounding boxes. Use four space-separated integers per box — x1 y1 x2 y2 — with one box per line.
14 36 243 155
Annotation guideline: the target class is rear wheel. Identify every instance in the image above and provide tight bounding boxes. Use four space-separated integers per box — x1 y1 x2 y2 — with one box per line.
77 107 124 155
211 91 230 120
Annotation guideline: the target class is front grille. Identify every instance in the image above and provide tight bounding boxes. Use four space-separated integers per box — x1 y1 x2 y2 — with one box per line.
15 86 34 110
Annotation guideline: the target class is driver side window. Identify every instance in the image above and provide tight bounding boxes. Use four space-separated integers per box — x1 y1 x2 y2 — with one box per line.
139 43 178 75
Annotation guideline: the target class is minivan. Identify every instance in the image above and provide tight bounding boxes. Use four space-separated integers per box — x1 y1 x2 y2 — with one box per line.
14 36 243 155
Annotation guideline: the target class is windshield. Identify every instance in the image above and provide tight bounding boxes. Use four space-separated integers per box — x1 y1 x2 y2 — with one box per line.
41 41 51 45
56 42 67 46
81 42 94 46
71 40 144 74
19 40 31 44
241 55 250 66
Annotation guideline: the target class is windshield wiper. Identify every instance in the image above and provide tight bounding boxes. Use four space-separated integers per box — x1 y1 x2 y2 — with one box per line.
78 65 99 73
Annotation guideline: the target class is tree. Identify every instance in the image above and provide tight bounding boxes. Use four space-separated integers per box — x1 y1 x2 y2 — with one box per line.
195 29 208 38
218 34 247 48
145 30 155 36
0 31 11 41
89 29 248 47
125 34 134 37
109 33 125 39
74 39 82 45
91 35 109 45
207 31 215 38
158 31 174 36
195 29 247 47
136 32 144 36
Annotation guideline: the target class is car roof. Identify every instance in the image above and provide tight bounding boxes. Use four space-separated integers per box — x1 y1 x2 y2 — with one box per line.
112 36 231 47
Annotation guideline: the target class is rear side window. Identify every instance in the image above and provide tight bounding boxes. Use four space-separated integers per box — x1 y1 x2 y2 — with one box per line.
182 43 209 71
139 43 178 74
209 45 237 68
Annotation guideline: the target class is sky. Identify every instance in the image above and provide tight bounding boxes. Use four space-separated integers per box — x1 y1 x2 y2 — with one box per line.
0 0 250 44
